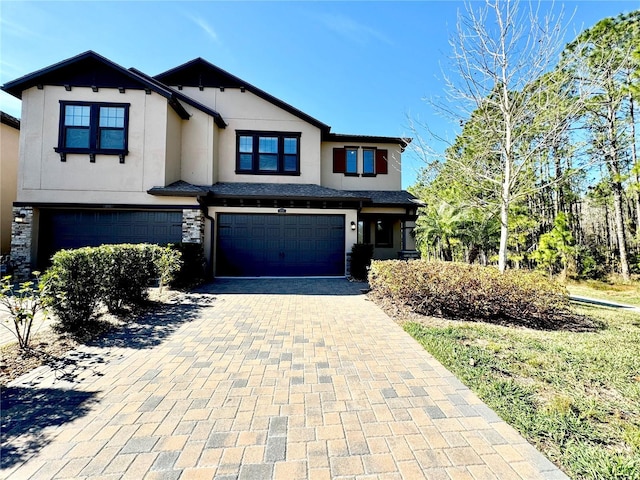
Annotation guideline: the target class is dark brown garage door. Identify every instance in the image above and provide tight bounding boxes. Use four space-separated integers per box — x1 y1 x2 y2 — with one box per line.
216 214 345 276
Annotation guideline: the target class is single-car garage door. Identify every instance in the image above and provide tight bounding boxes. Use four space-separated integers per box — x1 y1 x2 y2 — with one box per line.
217 214 345 277
38 210 182 267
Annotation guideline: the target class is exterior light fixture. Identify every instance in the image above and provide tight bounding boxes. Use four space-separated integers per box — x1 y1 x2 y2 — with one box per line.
350 221 357 231
14 212 26 223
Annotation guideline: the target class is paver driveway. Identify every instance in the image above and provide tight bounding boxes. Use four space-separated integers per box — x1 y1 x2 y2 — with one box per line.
1 279 567 479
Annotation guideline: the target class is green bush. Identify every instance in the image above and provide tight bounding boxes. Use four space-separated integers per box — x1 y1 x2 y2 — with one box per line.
100 244 181 312
350 244 374 281
368 260 579 330
167 243 207 290
44 244 182 332
44 247 103 331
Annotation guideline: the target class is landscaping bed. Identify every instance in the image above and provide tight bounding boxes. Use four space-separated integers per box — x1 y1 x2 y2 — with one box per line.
368 260 640 479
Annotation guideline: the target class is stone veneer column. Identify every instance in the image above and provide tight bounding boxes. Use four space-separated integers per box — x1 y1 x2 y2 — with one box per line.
10 206 34 280
182 208 205 244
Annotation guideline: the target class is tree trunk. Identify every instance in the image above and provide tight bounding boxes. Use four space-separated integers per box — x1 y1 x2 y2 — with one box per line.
629 90 640 244
611 179 630 280
606 97 630 280
498 191 510 273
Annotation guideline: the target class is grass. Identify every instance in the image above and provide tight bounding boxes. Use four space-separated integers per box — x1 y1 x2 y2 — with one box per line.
402 304 640 479
567 279 640 307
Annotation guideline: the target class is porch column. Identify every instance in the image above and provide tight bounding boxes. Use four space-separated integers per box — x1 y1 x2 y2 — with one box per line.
10 206 33 280
182 208 205 244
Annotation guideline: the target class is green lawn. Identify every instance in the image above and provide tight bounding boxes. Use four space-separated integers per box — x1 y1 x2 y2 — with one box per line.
567 280 640 307
403 304 640 479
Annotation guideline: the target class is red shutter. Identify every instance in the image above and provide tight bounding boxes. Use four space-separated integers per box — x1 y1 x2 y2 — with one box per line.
333 148 346 173
376 149 388 174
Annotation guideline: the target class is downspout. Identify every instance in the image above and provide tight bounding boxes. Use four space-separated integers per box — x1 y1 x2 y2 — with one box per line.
197 196 215 279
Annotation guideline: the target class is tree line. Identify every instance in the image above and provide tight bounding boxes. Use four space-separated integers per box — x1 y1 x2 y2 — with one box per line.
410 1 639 281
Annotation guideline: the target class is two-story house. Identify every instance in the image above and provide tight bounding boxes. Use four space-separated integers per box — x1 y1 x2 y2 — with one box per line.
2 51 419 279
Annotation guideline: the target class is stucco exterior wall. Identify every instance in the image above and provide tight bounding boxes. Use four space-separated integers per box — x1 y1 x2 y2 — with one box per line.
15 86 192 205
180 107 217 185
1 120 19 254
178 87 323 184
165 106 182 185
320 142 402 191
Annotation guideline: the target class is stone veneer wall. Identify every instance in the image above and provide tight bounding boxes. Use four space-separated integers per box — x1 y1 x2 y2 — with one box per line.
10 206 33 280
182 209 204 244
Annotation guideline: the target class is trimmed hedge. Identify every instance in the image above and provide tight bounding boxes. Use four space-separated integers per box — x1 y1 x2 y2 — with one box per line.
368 260 582 330
44 244 181 331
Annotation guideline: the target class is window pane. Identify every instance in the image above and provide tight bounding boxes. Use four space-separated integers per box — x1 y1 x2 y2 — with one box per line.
375 219 393 247
284 154 297 172
259 154 278 171
239 153 253 170
65 105 90 126
239 136 253 153
259 137 278 153
99 107 125 128
65 127 90 148
346 149 357 173
100 129 125 149
363 149 375 174
284 137 297 154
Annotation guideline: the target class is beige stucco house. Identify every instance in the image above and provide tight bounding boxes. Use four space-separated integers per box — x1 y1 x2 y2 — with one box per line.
1 112 20 258
2 51 419 278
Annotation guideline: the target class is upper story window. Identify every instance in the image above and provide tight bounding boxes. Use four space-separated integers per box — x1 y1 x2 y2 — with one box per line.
56 101 130 162
363 148 375 175
333 147 388 176
345 148 358 175
236 131 301 175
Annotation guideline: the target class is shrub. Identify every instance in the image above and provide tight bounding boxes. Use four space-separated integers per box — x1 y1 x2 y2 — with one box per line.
350 244 374 281
44 247 103 331
368 260 583 330
100 244 180 312
44 244 182 332
167 243 207 290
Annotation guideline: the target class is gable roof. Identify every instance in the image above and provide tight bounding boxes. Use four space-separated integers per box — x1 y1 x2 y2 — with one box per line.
0 51 224 124
129 68 226 128
154 58 331 132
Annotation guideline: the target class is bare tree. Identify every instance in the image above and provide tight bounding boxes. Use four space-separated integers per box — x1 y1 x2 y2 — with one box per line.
412 0 589 272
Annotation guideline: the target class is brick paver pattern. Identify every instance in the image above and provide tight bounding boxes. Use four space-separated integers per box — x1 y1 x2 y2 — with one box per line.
1 279 568 479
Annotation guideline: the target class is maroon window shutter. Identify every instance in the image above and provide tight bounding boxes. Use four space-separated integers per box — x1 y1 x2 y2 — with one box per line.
333 148 346 173
376 149 388 174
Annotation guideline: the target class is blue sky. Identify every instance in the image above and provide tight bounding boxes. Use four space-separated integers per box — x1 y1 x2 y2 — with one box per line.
1 1 638 188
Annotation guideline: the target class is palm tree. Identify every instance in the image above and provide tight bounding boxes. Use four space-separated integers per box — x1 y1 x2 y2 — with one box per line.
415 202 464 261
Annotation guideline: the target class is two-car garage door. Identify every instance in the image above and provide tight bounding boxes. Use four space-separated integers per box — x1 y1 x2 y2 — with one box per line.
38 210 182 268
216 214 345 277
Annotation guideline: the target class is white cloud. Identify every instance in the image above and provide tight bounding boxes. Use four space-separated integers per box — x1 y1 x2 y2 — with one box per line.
315 12 392 46
185 14 220 43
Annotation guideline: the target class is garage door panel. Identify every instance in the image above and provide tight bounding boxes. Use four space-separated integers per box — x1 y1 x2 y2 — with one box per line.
38 210 182 268
217 214 345 277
